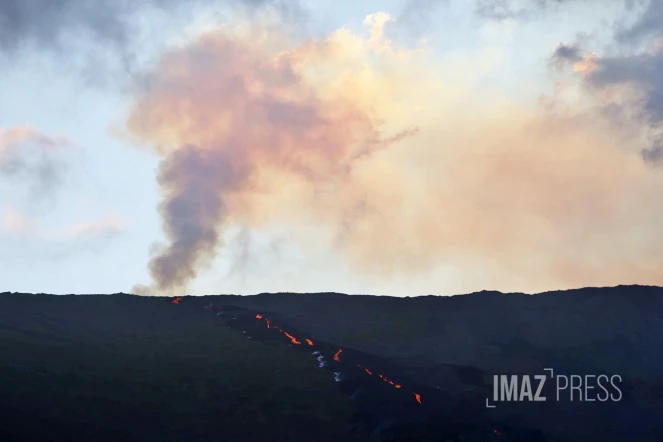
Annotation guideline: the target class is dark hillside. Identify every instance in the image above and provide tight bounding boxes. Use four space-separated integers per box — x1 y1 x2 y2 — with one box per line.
221 286 663 382
0 293 361 442
1 287 663 441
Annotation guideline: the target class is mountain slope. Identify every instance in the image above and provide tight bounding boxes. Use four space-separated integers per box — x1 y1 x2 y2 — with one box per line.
220 285 663 381
0 293 362 442
1 287 663 441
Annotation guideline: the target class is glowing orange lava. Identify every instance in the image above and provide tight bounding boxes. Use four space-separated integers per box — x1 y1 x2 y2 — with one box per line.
357 365 410 397
241 312 419 403
172 297 183 304
358 365 373 375
283 331 301 345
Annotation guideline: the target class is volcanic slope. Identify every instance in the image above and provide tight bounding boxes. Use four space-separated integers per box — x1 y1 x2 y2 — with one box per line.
214 285 663 442
0 292 366 442
2 287 663 441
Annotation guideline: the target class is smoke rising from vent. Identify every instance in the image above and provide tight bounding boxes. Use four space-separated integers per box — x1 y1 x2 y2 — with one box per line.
127 12 663 296
129 15 415 294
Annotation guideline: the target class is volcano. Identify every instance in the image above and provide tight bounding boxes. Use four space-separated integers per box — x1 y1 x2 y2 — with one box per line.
1 286 662 441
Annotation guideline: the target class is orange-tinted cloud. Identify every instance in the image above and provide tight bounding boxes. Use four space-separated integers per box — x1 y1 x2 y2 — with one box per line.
126 13 663 295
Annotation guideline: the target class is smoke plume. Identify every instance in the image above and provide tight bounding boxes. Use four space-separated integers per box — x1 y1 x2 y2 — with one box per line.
127 12 663 296
129 15 416 294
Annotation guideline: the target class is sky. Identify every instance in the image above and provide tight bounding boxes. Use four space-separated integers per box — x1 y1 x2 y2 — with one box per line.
1 0 662 297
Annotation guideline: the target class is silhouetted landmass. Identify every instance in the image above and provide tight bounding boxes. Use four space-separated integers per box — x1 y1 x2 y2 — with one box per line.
1 285 662 441
0 293 361 442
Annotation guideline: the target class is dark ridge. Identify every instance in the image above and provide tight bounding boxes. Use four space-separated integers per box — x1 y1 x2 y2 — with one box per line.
1 286 663 440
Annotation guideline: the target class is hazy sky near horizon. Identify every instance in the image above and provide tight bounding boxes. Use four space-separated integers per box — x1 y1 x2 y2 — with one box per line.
1 0 662 296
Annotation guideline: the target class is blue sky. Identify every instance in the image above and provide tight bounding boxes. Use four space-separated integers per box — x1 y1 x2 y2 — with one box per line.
1 0 662 296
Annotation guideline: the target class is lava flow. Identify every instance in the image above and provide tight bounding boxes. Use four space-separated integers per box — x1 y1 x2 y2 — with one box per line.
358 364 404 390
283 331 301 345
358 364 373 375
254 314 302 344
250 313 422 404
172 297 183 304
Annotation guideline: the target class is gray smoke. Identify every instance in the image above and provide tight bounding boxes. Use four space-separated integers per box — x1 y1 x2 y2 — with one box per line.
0 0 301 54
547 0 663 166
138 145 251 293
0 0 305 87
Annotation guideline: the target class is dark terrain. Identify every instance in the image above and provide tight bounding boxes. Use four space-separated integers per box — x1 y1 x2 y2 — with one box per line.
1 285 662 441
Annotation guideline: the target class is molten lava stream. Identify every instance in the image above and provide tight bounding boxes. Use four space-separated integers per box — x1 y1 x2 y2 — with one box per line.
256 313 271 328
230 311 422 404
357 364 373 376
172 297 183 304
255 314 303 345
283 331 301 345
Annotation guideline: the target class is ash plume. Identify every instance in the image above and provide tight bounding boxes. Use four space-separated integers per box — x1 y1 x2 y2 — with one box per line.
128 11 663 296
128 17 415 294
140 147 242 293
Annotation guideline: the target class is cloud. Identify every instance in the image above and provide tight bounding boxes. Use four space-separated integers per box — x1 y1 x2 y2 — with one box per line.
0 125 74 200
384 0 447 42
474 0 567 20
551 4 663 166
126 14 418 294
122 11 663 296
1 205 128 245
616 0 663 42
642 136 663 165
1 205 37 235
54 214 128 240
551 43 583 64
0 0 301 54
0 211 129 264
474 0 645 21
0 0 306 88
